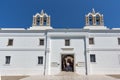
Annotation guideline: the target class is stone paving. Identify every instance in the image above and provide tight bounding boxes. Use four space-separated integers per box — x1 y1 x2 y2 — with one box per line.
1 76 28 80
1 72 120 80
20 75 120 80
19 72 120 80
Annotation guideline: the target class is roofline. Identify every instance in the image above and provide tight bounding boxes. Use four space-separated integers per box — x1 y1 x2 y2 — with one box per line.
0 29 120 33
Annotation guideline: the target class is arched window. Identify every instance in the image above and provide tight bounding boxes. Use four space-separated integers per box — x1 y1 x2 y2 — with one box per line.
43 16 47 26
36 16 40 26
96 15 100 25
89 15 93 25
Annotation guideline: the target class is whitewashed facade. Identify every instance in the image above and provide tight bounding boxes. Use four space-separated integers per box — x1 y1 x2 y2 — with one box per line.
0 9 120 76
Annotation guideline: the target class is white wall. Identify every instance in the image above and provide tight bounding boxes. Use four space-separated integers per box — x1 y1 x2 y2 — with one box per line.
0 30 120 75
88 33 120 74
0 32 46 76
49 32 86 75
89 36 120 49
0 51 45 76
88 51 120 74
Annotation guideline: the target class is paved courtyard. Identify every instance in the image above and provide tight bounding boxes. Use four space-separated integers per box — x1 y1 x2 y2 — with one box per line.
1 72 120 80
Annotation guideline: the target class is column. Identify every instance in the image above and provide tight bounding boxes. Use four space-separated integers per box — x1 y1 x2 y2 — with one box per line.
47 16 50 26
86 16 89 26
40 17 43 26
32 16 36 26
93 16 96 26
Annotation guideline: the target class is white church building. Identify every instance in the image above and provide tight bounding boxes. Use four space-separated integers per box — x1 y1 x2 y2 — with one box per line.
0 9 120 76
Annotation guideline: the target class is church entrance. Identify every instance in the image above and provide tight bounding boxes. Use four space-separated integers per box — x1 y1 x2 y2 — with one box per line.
61 54 74 72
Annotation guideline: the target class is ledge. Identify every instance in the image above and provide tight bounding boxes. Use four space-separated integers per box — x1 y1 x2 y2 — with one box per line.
0 48 46 51
61 48 74 51
87 48 120 51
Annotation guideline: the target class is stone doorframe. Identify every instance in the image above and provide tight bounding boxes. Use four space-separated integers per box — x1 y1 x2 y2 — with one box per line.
61 54 74 72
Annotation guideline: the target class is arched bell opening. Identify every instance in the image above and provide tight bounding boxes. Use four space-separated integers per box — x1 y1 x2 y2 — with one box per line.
36 16 40 26
43 16 47 26
89 15 93 25
96 15 100 25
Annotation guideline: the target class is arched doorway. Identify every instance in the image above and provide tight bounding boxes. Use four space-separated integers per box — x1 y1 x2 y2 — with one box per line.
61 54 74 72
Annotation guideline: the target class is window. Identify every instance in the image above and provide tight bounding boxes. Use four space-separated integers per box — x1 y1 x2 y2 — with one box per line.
65 39 70 46
39 39 44 46
118 38 120 45
5 56 11 64
8 39 13 46
38 56 43 64
89 38 94 44
90 54 96 62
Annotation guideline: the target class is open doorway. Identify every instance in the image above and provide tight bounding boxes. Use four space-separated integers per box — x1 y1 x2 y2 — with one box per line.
61 54 74 72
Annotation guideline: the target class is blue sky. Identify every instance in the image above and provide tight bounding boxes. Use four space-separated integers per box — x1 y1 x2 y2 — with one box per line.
0 0 119 29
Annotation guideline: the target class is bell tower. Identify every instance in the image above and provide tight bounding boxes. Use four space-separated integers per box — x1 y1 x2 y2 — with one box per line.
32 10 50 26
85 9 104 26
84 9 108 30
29 10 52 30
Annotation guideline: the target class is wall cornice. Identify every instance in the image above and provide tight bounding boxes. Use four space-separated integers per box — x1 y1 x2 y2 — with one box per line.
87 48 120 51
89 33 120 37
0 48 45 51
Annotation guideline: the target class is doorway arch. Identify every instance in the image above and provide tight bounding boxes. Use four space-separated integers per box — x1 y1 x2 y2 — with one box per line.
61 54 74 72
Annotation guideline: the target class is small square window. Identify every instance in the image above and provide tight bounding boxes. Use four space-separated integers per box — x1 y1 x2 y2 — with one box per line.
38 56 43 64
5 56 11 64
118 38 120 45
39 39 44 46
8 39 13 46
65 39 70 46
90 54 96 62
89 38 94 45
